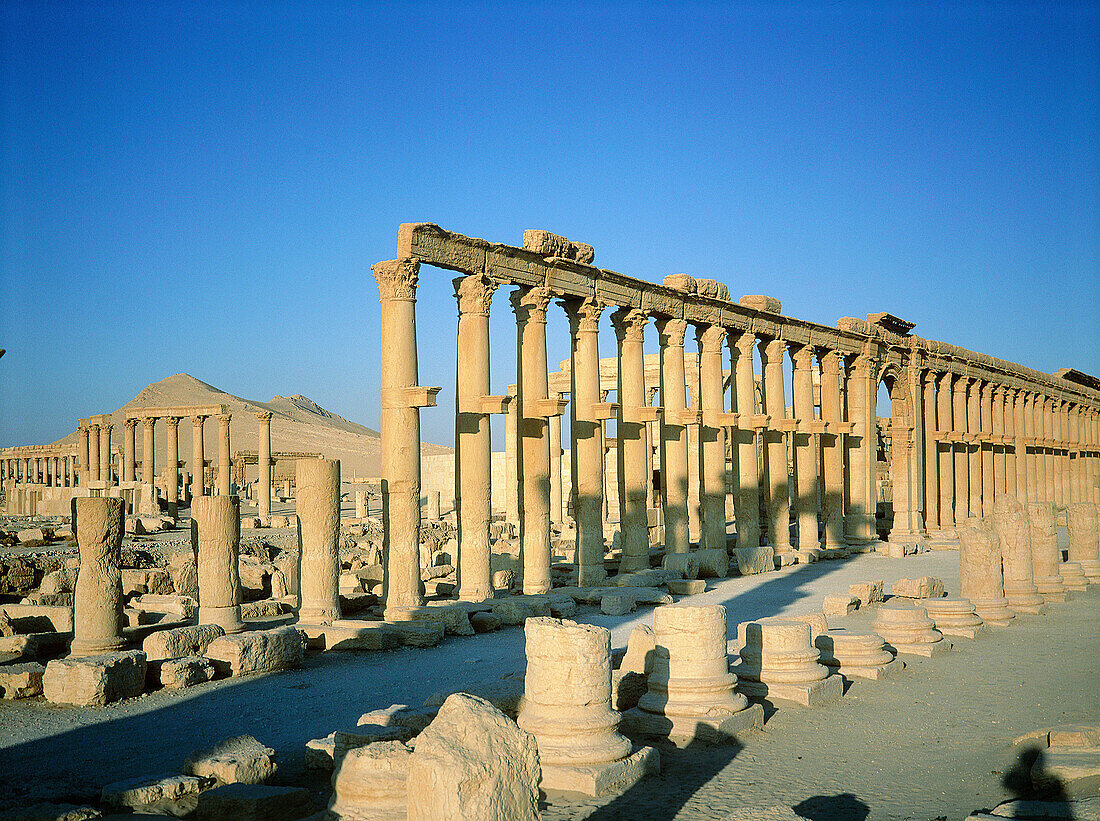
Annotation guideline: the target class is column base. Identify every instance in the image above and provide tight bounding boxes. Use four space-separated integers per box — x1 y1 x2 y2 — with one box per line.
298 605 341 625
1077 559 1100 583
823 657 902 681
200 606 245 634
925 529 960 550
538 745 659 797
736 674 843 707
884 639 952 657
620 701 763 747
937 623 986 640
69 636 128 657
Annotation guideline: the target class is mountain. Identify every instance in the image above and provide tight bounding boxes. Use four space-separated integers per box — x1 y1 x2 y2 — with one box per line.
50 373 451 477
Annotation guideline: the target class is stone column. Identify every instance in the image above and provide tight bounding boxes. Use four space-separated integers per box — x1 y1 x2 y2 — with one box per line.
191 495 244 633
1028 502 1066 600
165 416 180 519
1067 502 1100 581
373 258 427 620
1068 405 1081 503
297 458 341 624
512 286 554 594
952 376 969 523
935 372 955 531
1058 402 1071 508
819 350 847 548
99 423 113 485
791 344 820 552
216 413 232 496
698 325 728 551
991 387 1006 497
846 352 877 544
1024 393 1039 503
655 315 690 556
980 384 995 514
1041 396 1054 504
967 381 982 520
141 417 156 484
123 419 137 483
733 332 761 549
686 397 702 545
646 385 659 512
505 385 519 524
1004 388 1018 500
549 395 564 527
760 338 792 552
612 307 653 574
454 273 497 601
992 495 1045 614
88 424 101 482
922 370 939 532
256 411 273 523
957 523 1014 626
191 415 206 500
70 497 127 655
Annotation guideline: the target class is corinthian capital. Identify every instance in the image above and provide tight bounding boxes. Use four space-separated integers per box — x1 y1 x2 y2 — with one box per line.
510 286 553 325
453 273 497 316
560 297 606 335
372 257 421 302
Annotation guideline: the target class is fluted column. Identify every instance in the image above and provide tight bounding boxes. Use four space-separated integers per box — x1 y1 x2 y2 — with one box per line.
191 415 206 500
698 325 728 551
454 273 497 601
731 332 762 549
1044 397 1057 506
654 316 690 556
921 370 939 531
373 257 428 620
952 376 969 523
165 416 180 519
99 423 113 485
141 417 156 484
791 344 820 551
613 307 653 571
215 413 232 496
819 349 846 548
255 411 273 523
88 424 101 483
1023 392 1038 502
760 338 792 552
846 352 877 544
967 381 982 519
123 419 137 483
646 385 659 512
562 298 608 586
979 383 994 516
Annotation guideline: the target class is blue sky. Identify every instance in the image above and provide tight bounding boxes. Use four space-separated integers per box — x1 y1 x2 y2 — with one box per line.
2 1 1097 450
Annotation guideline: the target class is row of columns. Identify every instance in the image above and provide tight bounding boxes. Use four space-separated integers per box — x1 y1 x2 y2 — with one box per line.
1 454 77 486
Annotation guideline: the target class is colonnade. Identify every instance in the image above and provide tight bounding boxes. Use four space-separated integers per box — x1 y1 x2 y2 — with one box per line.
0 445 79 487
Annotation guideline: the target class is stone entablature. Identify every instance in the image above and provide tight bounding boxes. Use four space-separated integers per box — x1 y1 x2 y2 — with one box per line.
123 404 229 420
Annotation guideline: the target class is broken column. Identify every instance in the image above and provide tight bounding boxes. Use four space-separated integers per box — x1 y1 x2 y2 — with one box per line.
625 604 762 744
814 630 898 679
517 617 657 796
1067 502 1100 583
923 598 986 640
70 497 127 656
328 740 411 820
958 524 1015 626
297 458 341 625
1027 502 1067 601
733 619 842 707
191 495 244 634
992 494 1046 614
872 603 950 656
256 411 272 523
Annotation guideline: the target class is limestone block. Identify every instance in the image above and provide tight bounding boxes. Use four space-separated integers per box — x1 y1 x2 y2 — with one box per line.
130 593 198 620
0 612 13 637
993 495 1046 615
101 773 210 810
662 552 699 580
667 579 707 595
166 546 199 599
522 229 595 264
194 783 313 821
924 597 986 640
815 630 898 680
306 733 336 770
739 295 781 314
334 725 411 770
204 626 304 677
848 580 885 607
733 620 842 707
0 662 45 698
695 278 730 300
1068 503 1100 582
150 655 216 689
1049 725 1100 748
143 623 224 661
1033 748 1100 798
786 612 830 642
733 547 774 576
871 603 950 657
43 650 147 706
490 595 550 625
17 528 48 545
1061 561 1089 592
299 620 402 652
359 703 440 736
0 802 102 820
390 619 444 648
663 273 697 292
329 740 411 821
408 692 540 821
890 577 945 599
822 595 859 616
425 678 527 719
470 611 501 633
38 568 78 596
695 547 729 578
614 568 667 588
620 624 656 675
958 525 1015 627
184 735 276 785
423 601 475 636
547 593 577 618
601 594 636 616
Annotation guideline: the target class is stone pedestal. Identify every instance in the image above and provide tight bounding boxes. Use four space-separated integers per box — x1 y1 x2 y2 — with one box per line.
1027 502 1067 601
733 620 842 707
958 524 1015 627
624 604 762 745
993 495 1046 614
191 496 244 634
923 597 986 639
70 497 127 656
814 630 898 680
328 740 410 821
872 603 950 657
1060 561 1088 592
517 617 657 796
296 458 341 625
1067 503 1100 582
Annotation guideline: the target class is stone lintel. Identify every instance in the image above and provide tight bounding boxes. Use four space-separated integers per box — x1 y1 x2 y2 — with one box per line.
124 405 228 420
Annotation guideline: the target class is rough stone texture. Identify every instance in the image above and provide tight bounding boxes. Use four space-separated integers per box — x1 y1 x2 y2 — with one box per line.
1061 561 1089 592
194 783 313 821
192 495 244 634
815 630 898 680
131 593 198 620
662 551 699 580
822 595 859 616
958 525 1016 627
101 773 210 810
890 577 945 599
695 547 729 578
43 650 147 706
143 623 225 661
184 735 276 785
601 594 636 616
522 229 595 264
151 655 216 689
872 603 950 657
1067 503 1100 582
993 495 1046 614
722 806 807 820
359 703 440 736
204 626 304 676
470 611 501 633
667 579 707 595
620 624 656 676
0 803 102 820
408 692 540 821
1028 502 1067 600
733 619 842 707
924 597 987 640
70 497 127 656
848 580 884 607
733 547 774 576
329 740 411 821
490 595 550 625
425 679 527 719
0 662 45 698
296 457 342 624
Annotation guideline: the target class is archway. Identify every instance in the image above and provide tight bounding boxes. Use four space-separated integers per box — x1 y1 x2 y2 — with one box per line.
878 362 924 543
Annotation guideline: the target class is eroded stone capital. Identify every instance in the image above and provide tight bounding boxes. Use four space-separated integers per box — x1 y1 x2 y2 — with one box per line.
612 307 651 344
510 285 553 325
651 316 685 348
453 273 497 316
790 344 815 371
818 348 843 373
560 297 606 335
758 337 785 365
255 411 273 424
141 417 156 431
164 416 180 430
124 418 139 432
733 330 758 357
372 257 420 302
190 414 207 427
696 324 727 353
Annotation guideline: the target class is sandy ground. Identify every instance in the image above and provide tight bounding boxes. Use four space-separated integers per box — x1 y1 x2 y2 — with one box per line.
0 547 1096 820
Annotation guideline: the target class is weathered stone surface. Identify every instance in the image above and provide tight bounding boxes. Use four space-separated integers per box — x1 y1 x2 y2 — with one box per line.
490 595 550 625
71 497 126 656
620 624 656 676
601 594 636 616
43 650 147 706
872 603 950 657
522 229 595 264
204 626 304 676
695 547 729 578
815 630 898 680
194 783 313 821
890 577 945 599
143 623 225 661
17 528 48 544
733 619 841 707
1049 725 1100 748
1034 747 1100 797
425 678 526 719
924 597 986 640
150 655 216 689
389 618 444 648
994 495 1047 614
358 703 440 736
102 773 210 810
667 578 707 595
470 611 502 633
121 568 173 597
959 525 1016 627
0 662 45 699
1067 503 1100 582
408 692 540 821
848 580 885 607
733 547 774 576
329 740 411 821
547 593 578 618
423 601 475 636
613 568 667 588
662 551 699 580
822 595 859 616
184 735 276 785
0 802 103 820
130 593 198 620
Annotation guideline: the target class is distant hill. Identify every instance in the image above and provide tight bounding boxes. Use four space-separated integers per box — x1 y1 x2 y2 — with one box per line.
49 373 451 477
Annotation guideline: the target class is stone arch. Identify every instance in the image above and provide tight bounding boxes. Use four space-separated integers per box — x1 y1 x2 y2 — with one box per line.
877 359 924 542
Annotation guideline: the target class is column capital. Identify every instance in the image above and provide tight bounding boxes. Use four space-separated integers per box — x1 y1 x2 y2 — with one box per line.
163 416 180 429
732 330 757 357
89 422 100 433
757 336 784 365
100 423 113 434
818 347 843 371
560 296 606 334
372 257 420 301
848 352 876 378
695 324 727 353
510 285 553 325
215 413 232 425
453 273 497 316
790 343 814 371
613 307 651 344
124 418 139 431
141 416 156 430
190 414 208 426
255 411 273 424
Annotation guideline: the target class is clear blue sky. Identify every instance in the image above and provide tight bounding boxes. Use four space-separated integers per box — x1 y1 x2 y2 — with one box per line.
2 1 1097 450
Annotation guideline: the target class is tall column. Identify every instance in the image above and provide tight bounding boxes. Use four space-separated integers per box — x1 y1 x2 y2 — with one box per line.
549 395 564 527
791 344 820 551
297 458 342 623
142 417 156 484
216 413 232 496
1003 388 1017 499
1050 398 1061 509
846 352 878 544
1044 397 1056 506
697 325 728 551
980 383 995 515
99 423 112 485
191 415 207 500
88 424 100 482
373 258 429 620
921 370 939 531
686 395 702 545
191 495 244 633
655 316 690 555
562 297 608 586
256 411 273 523
78 426 89 486
505 385 519 524
760 338 792 552
454 273 497 602
646 385 659 512
165 416 180 519
1070 405 1082 503
1026 393 1041 503
512 286 554 594
733 332 761 548
612 307 653 572
1058 401 1071 508
952 376 970 523
70 497 127 655
819 349 847 548
123 419 137 482
967 381 982 519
